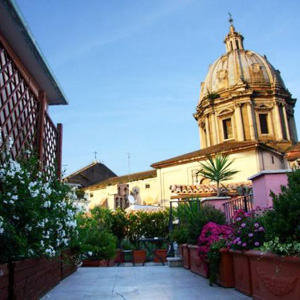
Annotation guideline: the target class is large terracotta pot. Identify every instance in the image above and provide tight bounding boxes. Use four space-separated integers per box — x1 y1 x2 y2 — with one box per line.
230 249 252 296
181 244 190 270
153 249 167 262
218 248 234 288
0 264 9 300
189 245 209 278
246 250 300 300
133 250 146 264
82 259 109 267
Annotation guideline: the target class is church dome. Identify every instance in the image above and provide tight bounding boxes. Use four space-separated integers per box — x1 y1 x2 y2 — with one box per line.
200 25 285 100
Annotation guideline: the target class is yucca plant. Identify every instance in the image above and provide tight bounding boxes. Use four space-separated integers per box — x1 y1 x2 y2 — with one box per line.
197 154 239 197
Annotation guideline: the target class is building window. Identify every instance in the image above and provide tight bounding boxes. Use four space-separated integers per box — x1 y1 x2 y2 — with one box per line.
223 118 233 140
259 114 269 134
145 184 150 189
271 156 274 164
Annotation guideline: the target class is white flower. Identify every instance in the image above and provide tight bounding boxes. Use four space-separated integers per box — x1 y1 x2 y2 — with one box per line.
12 195 18 201
0 228 4 234
88 251 93 256
40 240 45 247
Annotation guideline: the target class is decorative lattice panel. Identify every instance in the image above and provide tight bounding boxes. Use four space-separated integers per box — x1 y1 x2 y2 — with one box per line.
43 112 58 174
0 41 60 175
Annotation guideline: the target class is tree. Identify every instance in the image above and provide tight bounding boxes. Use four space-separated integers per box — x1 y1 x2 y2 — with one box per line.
197 154 239 197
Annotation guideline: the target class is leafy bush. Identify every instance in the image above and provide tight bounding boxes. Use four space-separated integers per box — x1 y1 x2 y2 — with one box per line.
228 209 265 250
261 237 300 256
183 204 226 245
76 213 117 260
111 209 128 247
0 147 78 263
263 169 300 246
125 210 169 248
169 226 188 245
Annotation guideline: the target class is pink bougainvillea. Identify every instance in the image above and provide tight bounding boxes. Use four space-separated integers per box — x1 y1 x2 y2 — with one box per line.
197 222 232 256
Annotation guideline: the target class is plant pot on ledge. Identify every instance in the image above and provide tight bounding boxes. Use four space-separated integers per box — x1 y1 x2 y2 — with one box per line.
246 250 300 300
133 250 146 265
218 248 234 288
230 249 252 296
189 245 209 278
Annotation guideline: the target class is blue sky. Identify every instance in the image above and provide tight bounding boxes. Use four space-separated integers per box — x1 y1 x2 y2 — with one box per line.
16 0 300 176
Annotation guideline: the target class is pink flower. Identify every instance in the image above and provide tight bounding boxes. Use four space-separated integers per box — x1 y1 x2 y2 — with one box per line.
259 227 264 232
254 242 260 247
248 233 253 237
241 223 246 228
242 243 247 247
254 223 259 228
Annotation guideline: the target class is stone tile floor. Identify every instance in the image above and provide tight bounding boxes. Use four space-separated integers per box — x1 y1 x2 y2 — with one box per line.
42 264 251 300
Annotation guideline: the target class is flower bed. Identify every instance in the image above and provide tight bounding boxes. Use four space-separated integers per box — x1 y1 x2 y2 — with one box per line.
247 250 300 300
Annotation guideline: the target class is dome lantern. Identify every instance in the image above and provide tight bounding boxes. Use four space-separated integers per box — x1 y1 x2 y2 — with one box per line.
224 14 244 52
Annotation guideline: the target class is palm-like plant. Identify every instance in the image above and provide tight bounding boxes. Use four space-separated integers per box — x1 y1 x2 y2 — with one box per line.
197 154 239 197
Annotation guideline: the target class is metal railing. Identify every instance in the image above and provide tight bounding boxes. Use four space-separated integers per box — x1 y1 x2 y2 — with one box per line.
223 194 253 222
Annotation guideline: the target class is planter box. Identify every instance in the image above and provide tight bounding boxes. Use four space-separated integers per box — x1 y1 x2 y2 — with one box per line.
82 259 109 267
61 250 78 280
189 245 209 278
133 250 146 265
181 244 190 270
218 248 234 288
230 250 252 296
0 264 9 300
247 250 300 300
12 257 61 300
115 250 122 264
153 249 167 263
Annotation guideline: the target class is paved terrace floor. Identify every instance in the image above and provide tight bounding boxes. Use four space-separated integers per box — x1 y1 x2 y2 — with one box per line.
42 264 251 300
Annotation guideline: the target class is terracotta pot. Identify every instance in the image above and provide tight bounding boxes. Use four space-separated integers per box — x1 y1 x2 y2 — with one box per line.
182 244 190 270
218 248 234 288
230 249 252 296
133 250 146 264
246 250 300 300
0 263 9 300
189 245 209 278
115 249 123 263
153 249 167 262
82 259 109 267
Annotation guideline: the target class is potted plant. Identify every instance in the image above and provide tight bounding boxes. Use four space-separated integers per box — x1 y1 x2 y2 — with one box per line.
246 169 300 300
197 222 232 282
228 209 265 296
77 214 117 267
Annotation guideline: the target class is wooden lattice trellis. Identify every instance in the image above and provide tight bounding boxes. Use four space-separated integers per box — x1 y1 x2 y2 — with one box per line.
0 41 62 178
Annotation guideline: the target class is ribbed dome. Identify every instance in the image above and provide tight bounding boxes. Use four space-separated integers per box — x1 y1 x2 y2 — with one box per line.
200 25 285 100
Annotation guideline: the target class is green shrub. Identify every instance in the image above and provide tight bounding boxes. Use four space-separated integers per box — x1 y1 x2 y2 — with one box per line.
263 169 300 245
169 226 188 245
111 209 128 247
185 205 226 245
76 213 117 260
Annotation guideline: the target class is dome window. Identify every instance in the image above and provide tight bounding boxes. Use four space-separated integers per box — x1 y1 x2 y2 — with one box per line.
222 118 233 140
259 114 269 134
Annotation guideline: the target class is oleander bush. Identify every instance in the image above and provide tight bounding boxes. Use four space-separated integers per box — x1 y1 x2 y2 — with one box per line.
0 140 78 263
